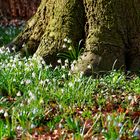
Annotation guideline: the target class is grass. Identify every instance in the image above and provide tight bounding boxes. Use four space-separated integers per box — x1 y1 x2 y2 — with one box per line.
0 26 140 139
0 25 23 46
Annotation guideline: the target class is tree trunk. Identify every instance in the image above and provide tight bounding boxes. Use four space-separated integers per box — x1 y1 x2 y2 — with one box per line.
8 0 140 74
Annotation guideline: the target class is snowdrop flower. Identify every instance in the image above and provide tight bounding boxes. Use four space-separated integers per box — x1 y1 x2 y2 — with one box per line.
61 65 65 69
61 89 64 93
68 47 72 50
128 95 133 100
68 82 74 87
68 71 72 76
18 61 22 66
46 79 50 83
4 111 8 117
118 123 123 128
20 103 24 107
80 71 84 77
41 59 46 65
12 63 16 68
87 64 92 69
0 109 4 114
22 44 26 48
62 44 67 48
17 126 23 131
57 59 62 64
53 78 56 82
64 38 68 42
17 91 21 97
25 79 31 85
67 39 72 43
32 72 36 78
65 59 69 64
49 63 52 68
39 80 45 85
29 91 34 97
32 108 38 114
54 66 58 70
76 78 81 82
0 48 4 54
62 74 65 79
73 60 77 64
7 48 10 53
71 64 75 71
20 80 24 85
31 124 36 129
107 115 112 121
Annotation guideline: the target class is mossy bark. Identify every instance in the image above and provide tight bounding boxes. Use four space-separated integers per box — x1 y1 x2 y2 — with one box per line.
9 0 140 74
74 0 140 74
10 0 85 64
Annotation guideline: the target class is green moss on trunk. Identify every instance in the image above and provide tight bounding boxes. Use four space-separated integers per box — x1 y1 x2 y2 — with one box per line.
9 0 140 74
73 0 140 74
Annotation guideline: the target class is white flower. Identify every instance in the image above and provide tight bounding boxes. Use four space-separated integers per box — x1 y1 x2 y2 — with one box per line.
72 60 77 64
64 38 67 42
128 95 133 100
118 123 123 127
107 115 112 121
40 80 45 85
62 74 65 79
20 80 24 85
29 91 33 97
32 108 38 114
68 82 73 87
18 61 22 66
31 124 36 129
68 47 72 50
32 72 36 78
17 126 23 131
25 79 31 85
65 59 69 64
49 64 52 67
0 109 4 114
80 71 84 77
61 89 64 93
46 79 50 83
62 44 67 48
12 63 16 68
57 59 62 64
54 66 58 70
87 64 92 69
68 71 72 76
0 48 4 54
4 111 8 117
20 103 24 107
61 65 65 69
41 59 45 65
71 64 75 71
17 91 21 97
67 39 72 43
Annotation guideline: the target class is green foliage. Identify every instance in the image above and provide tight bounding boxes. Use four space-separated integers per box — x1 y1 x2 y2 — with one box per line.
0 26 140 139
57 39 84 61
0 25 23 46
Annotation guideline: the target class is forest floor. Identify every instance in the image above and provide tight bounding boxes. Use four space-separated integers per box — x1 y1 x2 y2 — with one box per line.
0 26 140 140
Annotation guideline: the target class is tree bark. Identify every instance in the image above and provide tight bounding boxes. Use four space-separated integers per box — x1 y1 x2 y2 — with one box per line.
8 0 140 74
